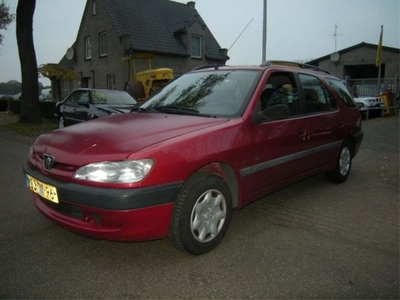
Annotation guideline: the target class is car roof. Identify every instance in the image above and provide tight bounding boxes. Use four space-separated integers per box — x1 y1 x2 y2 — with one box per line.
191 61 337 79
72 88 128 93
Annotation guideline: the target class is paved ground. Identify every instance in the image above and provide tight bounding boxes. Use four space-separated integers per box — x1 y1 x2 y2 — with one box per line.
0 114 398 299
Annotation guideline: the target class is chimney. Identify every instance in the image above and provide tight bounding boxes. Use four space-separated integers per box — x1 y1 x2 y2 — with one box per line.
187 1 195 9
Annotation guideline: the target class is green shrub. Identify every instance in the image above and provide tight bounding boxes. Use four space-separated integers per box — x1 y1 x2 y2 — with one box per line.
40 101 57 119
0 98 9 111
8 99 21 114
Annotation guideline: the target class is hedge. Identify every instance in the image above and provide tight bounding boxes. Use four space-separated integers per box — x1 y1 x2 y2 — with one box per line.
7 100 57 119
0 98 9 112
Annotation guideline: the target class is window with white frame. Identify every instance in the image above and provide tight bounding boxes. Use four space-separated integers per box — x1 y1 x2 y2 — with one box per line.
191 35 202 58
99 32 107 57
107 74 116 90
85 36 92 60
92 0 96 15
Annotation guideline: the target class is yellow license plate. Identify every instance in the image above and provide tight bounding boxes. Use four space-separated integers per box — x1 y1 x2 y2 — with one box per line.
26 174 59 204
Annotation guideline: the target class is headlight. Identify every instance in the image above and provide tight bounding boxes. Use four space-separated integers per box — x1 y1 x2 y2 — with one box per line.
73 159 154 183
28 146 33 157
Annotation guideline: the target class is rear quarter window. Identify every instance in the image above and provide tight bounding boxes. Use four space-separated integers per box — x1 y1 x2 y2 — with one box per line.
326 78 356 107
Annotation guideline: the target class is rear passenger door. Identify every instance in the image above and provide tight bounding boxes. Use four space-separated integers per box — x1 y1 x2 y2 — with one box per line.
297 73 346 170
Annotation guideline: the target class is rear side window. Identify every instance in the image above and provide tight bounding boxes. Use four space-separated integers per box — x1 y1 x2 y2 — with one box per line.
326 78 357 107
299 74 337 114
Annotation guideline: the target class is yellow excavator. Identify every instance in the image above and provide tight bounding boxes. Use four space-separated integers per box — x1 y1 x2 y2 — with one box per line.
123 53 174 102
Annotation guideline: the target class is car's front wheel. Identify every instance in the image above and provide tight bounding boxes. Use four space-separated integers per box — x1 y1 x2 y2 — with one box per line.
58 115 65 129
170 173 232 255
326 141 353 183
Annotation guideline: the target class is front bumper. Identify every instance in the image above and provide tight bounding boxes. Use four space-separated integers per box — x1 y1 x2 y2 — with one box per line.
23 161 182 241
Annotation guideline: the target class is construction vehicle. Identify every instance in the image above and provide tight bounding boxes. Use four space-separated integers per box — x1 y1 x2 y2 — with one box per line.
123 53 174 102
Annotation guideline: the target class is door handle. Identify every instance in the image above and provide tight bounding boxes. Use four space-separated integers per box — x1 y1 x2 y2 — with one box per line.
298 127 307 136
298 127 307 142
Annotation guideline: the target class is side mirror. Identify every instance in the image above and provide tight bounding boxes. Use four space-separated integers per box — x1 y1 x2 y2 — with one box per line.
254 104 289 123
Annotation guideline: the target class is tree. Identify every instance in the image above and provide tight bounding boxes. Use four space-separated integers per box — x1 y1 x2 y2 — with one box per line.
39 64 78 102
16 0 41 124
0 0 14 45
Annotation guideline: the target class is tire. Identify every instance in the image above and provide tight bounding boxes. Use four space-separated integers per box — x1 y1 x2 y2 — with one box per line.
170 173 233 255
326 142 352 183
58 114 65 129
125 81 145 100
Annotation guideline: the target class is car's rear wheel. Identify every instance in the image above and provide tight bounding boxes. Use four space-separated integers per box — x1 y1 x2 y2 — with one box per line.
170 173 232 255
58 115 65 129
326 141 352 183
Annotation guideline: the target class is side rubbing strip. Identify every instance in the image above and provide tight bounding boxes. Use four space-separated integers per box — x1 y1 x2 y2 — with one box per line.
240 141 340 177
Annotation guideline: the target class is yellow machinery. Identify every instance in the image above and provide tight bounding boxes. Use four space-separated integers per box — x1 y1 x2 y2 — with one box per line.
123 53 174 101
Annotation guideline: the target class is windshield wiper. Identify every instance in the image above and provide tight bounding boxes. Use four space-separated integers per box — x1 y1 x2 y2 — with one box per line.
131 107 159 113
152 105 212 117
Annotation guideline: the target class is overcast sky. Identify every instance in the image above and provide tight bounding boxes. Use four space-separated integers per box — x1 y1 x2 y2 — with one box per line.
0 0 399 86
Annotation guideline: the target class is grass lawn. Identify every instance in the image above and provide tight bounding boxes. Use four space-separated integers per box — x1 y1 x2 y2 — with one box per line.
0 112 58 138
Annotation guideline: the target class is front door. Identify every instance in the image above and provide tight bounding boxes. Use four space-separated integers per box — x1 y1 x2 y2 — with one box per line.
241 71 309 202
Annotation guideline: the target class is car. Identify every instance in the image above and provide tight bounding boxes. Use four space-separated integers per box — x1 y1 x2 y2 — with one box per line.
354 96 385 119
39 88 52 102
23 61 363 255
55 88 137 128
12 93 21 100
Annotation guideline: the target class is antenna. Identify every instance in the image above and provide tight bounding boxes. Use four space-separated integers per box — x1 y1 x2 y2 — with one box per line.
329 23 342 52
229 18 253 51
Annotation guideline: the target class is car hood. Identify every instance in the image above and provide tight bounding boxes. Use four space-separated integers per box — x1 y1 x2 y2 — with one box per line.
33 113 229 166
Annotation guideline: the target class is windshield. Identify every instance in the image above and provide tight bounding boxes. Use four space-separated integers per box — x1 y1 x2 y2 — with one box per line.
140 70 261 118
91 90 137 105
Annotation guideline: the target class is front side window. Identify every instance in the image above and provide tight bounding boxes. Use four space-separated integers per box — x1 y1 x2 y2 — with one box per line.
85 37 92 60
77 91 90 105
65 91 79 105
299 74 337 113
99 32 107 57
258 72 301 121
191 35 202 58
141 70 261 118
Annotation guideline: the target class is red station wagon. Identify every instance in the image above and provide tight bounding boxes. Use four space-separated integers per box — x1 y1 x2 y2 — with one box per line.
23 62 363 254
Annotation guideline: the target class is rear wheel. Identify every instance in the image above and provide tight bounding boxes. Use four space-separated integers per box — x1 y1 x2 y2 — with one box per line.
326 142 352 183
170 173 232 255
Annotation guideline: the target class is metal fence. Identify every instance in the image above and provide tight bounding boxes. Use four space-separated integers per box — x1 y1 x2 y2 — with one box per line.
345 75 399 99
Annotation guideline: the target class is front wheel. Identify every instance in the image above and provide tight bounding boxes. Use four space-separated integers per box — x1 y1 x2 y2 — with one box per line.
170 173 232 255
58 114 65 129
326 142 353 183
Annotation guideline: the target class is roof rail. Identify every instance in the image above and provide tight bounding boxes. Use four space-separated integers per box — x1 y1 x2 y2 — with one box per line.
261 60 331 74
192 65 221 71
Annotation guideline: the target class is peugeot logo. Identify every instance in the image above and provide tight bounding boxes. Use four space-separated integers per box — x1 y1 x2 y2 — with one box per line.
43 154 55 171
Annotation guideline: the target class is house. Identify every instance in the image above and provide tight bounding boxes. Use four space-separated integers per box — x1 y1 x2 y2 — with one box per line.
307 42 400 97
60 0 228 97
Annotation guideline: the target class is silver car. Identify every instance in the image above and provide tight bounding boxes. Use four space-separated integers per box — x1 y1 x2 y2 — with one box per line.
354 97 385 118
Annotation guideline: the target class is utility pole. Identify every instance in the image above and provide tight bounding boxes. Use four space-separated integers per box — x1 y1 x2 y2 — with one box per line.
262 0 267 62
376 25 383 94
